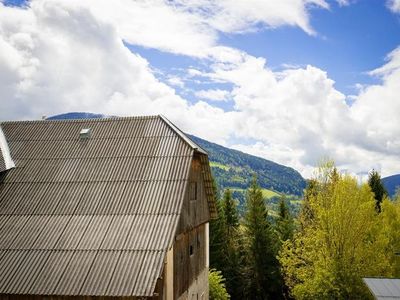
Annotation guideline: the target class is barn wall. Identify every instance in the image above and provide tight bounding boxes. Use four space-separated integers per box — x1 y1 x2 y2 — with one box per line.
177 154 210 234
173 224 208 300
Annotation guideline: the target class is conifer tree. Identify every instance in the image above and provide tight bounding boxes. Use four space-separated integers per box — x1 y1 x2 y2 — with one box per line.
276 195 295 242
223 189 239 232
221 189 244 300
210 176 228 272
368 169 388 213
244 175 281 299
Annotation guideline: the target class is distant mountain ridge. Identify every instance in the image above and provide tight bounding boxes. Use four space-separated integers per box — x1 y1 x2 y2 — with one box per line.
189 135 306 196
382 174 400 198
48 112 306 200
47 112 108 120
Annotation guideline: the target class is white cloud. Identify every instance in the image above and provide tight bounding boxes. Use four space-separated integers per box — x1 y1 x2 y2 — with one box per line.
1 0 400 179
387 0 400 13
194 89 230 101
0 0 229 139
191 44 400 178
166 76 185 88
336 0 350 6
175 0 329 36
36 0 331 58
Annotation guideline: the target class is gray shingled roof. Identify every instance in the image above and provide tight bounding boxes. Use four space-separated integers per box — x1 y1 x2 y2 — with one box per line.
364 278 400 300
0 126 15 173
0 146 5 173
0 115 215 297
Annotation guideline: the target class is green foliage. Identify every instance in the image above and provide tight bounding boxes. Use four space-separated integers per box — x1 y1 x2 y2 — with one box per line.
210 179 245 300
279 162 397 299
223 189 239 229
368 169 388 212
380 197 400 277
210 177 228 273
276 196 295 242
221 189 246 300
188 134 306 196
209 269 230 300
243 176 282 299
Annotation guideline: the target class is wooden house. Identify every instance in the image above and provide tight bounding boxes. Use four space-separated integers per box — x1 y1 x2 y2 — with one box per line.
0 115 216 299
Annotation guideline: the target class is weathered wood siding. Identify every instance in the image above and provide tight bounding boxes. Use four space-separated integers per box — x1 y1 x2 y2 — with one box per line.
177 153 210 234
173 224 207 300
172 154 210 300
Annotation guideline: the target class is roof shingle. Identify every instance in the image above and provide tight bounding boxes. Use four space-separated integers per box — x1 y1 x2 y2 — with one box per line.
0 115 212 297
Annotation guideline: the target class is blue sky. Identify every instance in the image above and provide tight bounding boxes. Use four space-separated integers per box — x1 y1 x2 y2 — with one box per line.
125 0 400 106
1 0 400 178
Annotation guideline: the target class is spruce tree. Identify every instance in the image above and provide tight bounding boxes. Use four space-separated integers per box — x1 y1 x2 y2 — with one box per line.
223 189 239 231
209 176 228 272
276 195 295 242
244 176 281 299
221 189 244 300
368 170 388 213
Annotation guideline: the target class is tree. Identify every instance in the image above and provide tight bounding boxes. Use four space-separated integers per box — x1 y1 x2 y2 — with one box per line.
221 189 245 300
209 269 230 300
210 180 244 299
368 169 388 213
275 195 295 243
223 189 239 231
279 162 394 299
379 197 400 277
210 176 228 272
243 175 281 299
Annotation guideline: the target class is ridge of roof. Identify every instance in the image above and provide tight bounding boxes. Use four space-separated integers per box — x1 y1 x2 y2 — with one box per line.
0 125 15 171
159 115 207 155
1 116 208 155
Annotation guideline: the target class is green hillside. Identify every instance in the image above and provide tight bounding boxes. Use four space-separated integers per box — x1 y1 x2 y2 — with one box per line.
189 134 306 194
189 134 306 214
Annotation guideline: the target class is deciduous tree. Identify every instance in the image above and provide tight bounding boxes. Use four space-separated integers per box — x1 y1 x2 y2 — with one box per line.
279 162 394 299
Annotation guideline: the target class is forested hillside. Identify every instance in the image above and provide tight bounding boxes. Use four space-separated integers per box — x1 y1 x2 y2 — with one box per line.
189 135 306 196
189 135 306 214
382 174 400 197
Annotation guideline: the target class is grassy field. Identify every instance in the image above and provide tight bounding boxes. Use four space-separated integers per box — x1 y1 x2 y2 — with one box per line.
228 187 280 199
210 161 230 171
261 188 280 198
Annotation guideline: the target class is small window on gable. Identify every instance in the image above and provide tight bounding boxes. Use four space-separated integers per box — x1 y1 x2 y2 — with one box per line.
189 244 194 256
190 181 197 201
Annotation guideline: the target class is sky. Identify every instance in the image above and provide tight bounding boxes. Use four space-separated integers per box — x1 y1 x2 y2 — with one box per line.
0 0 400 179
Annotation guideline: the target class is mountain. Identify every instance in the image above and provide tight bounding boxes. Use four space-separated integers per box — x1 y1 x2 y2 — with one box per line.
189 135 306 196
382 174 400 198
49 112 306 214
47 112 108 120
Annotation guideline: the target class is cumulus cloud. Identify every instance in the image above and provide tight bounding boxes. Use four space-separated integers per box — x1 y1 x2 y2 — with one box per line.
174 0 329 36
0 1 181 119
1 0 400 178
194 89 230 101
43 0 331 58
387 0 400 13
186 44 400 177
0 0 232 144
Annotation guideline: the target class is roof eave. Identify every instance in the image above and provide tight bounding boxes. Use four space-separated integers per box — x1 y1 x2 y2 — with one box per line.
159 115 207 155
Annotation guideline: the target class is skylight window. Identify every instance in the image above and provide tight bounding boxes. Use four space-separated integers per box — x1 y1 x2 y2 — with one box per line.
79 128 91 139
